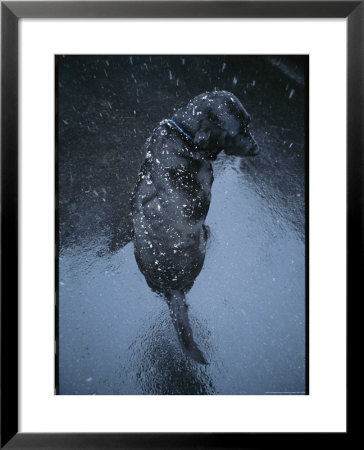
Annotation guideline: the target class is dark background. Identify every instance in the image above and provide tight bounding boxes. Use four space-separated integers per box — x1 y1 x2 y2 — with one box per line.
57 55 307 395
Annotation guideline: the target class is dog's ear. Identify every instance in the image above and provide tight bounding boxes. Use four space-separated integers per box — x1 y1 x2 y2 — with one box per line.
207 109 220 127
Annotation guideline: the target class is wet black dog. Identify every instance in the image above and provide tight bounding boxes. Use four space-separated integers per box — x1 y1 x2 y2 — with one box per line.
131 91 259 364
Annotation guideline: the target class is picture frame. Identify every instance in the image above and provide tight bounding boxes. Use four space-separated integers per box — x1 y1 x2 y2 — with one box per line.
1 0 356 447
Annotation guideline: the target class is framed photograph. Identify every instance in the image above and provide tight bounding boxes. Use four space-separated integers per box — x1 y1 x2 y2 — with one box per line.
56 53 308 395
1 1 355 447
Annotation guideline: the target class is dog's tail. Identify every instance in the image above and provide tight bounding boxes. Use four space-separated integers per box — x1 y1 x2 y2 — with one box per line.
167 290 207 365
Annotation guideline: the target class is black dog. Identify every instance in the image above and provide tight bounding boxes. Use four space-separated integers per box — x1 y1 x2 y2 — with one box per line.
131 91 259 364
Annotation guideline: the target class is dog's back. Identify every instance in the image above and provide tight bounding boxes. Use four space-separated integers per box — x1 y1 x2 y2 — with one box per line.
131 122 213 292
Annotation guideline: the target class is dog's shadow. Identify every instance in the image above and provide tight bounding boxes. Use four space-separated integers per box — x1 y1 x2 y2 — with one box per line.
128 310 216 395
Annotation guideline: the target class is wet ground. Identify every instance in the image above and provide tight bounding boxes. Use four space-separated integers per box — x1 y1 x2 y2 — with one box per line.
57 55 307 395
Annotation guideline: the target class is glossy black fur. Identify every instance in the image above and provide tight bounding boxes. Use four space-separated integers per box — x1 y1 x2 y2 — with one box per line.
131 91 259 363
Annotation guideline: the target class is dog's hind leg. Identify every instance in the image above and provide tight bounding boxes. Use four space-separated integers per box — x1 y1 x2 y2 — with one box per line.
203 224 211 240
167 290 207 365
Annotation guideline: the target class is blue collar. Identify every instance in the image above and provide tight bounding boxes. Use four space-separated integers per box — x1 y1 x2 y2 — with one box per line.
167 119 194 143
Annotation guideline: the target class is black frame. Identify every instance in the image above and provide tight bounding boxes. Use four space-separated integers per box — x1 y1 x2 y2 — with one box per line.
1 1 357 448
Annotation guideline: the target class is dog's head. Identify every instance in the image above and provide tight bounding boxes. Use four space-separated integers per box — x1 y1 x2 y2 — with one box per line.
176 91 259 159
